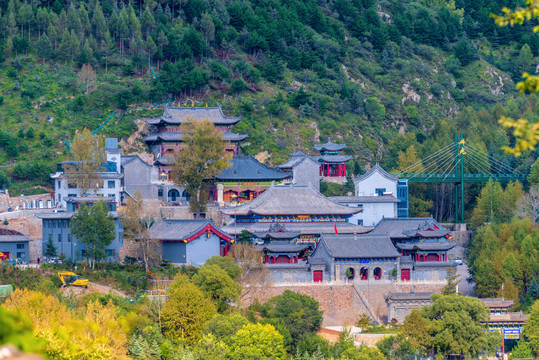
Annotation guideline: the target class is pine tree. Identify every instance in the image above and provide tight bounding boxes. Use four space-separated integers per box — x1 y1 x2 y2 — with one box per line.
92 1 107 41
442 267 461 295
45 236 57 259
4 37 13 60
528 279 539 300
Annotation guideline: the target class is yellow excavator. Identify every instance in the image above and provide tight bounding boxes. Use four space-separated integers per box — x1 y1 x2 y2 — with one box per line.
57 271 89 288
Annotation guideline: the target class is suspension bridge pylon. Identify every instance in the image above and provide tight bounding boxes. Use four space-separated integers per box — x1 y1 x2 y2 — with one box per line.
396 134 526 225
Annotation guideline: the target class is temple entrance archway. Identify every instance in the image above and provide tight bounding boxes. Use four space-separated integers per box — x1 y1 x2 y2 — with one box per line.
168 189 180 202
360 267 368 280
345 267 355 280
374 267 382 280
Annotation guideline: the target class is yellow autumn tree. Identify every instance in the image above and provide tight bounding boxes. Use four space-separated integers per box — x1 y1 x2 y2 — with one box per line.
3 289 129 359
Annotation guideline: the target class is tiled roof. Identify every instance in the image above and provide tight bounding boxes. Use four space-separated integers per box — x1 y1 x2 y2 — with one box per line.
488 312 528 322
330 196 400 204
314 138 346 152
278 151 310 169
395 242 455 251
36 212 119 219
65 196 117 203
155 156 174 166
355 164 398 183
146 106 241 126
149 219 233 242
251 231 302 239
386 292 434 301
414 261 458 267
221 184 362 216
257 244 310 253
222 220 369 236
0 235 32 242
216 155 292 181
319 155 352 163
121 155 152 167
370 217 448 238
480 298 514 308
318 234 400 258
143 132 248 143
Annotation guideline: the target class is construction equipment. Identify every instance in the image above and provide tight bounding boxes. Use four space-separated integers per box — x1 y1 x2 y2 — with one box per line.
57 271 89 288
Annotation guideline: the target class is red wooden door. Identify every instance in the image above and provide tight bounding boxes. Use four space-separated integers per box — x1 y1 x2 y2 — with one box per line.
313 270 323 283
401 269 410 281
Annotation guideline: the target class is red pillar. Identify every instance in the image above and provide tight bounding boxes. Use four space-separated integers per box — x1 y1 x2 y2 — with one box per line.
337 164 341 177
343 164 346 176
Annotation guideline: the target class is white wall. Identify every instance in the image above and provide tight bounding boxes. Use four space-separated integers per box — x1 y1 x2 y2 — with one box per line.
348 202 397 226
355 170 397 196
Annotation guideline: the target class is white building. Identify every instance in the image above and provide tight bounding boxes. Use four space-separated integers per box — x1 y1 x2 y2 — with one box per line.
331 164 408 226
52 138 123 209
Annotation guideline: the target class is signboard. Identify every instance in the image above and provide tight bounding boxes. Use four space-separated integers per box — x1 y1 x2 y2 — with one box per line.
503 328 520 340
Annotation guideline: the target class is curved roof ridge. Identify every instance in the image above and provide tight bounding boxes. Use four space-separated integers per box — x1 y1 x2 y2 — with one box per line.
355 163 398 183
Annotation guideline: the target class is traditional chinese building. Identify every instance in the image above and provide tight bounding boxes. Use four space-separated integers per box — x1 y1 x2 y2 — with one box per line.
149 219 234 266
309 233 401 283
314 139 351 182
278 139 351 186
143 105 248 180
370 217 457 281
213 155 292 204
221 184 367 268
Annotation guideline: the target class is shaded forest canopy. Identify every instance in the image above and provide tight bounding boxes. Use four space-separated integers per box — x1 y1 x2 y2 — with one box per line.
0 0 537 219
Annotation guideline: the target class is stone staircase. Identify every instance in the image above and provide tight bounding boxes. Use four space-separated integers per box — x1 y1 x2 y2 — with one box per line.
354 282 397 324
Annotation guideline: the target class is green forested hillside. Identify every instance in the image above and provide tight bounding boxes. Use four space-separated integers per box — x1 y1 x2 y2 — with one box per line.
0 0 537 220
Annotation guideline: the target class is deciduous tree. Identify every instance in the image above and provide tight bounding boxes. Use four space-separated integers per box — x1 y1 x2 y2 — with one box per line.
64 128 106 196
77 64 98 95
192 263 241 313
161 274 217 343
524 300 539 356
230 323 287 360
171 118 232 218
516 186 539 225
70 201 115 269
123 190 160 273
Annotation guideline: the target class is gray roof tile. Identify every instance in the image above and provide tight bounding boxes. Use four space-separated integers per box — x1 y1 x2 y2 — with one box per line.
355 164 398 182
146 106 241 126
396 242 455 251
314 138 346 152
386 292 434 301
216 155 292 181
318 234 400 258
370 217 449 238
222 184 362 216
144 132 248 143
222 220 369 236
0 235 32 242
149 219 232 241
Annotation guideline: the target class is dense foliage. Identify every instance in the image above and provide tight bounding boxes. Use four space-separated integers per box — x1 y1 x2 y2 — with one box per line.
0 0 536 221
468 217 539 309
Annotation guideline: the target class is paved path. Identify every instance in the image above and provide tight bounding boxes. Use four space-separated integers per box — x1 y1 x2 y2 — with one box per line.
456 263 475 296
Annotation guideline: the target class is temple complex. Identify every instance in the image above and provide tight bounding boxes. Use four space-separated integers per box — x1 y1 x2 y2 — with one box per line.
221 184 367 265
144 105 248 180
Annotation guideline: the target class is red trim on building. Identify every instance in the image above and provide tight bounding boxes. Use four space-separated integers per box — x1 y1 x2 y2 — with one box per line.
184 223 235 243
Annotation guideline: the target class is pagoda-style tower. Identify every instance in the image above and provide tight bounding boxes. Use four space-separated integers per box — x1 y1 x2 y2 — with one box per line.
314 138 351 182
144 105 248 180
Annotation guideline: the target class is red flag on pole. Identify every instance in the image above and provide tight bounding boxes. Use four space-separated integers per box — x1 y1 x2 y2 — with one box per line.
334 221 339 235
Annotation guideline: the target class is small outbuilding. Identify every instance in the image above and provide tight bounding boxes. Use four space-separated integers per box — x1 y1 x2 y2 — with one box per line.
149 219 234 266
0 232 31 263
